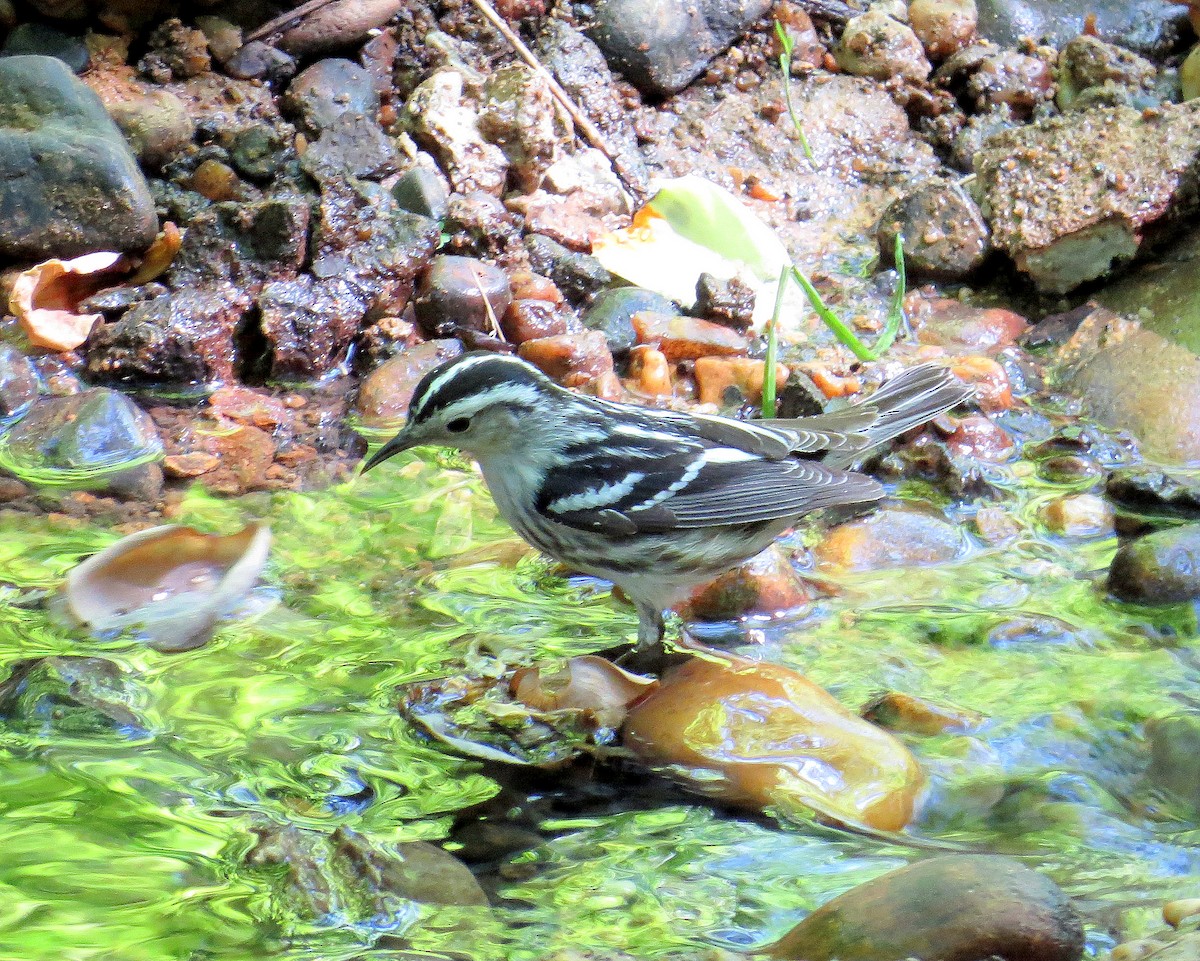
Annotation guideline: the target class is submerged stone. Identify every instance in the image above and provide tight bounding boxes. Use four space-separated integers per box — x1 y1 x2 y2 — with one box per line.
0 656 148 736
1108 524 1200 604
0 388 162 484
0 344 38 421
582 286 678 355
765 854 1084 961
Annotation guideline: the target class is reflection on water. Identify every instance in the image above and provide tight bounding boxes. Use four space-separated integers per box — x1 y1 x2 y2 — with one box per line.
1 450 1199 959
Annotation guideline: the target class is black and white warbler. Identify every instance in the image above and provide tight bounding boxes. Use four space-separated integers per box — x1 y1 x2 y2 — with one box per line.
363 352 970 653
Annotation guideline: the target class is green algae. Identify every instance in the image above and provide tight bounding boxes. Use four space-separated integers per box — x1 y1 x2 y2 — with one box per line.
0 446 1199 959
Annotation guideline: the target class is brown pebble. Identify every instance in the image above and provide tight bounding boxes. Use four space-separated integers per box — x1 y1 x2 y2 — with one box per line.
163 452 220 478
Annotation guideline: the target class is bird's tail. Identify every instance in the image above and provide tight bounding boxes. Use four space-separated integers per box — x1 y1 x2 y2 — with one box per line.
823 363 972 468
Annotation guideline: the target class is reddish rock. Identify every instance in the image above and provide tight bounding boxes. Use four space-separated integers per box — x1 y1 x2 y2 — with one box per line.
200 425 277 494
685 545 817 620
632 312 748 361
694 356 790 405
1041 493 1115 538
414 256 512 339
861 690 983 735
208 387 288 431
501 300 570 344
943 413 1015 461
817 507 965 572
915 299 1028 353
518 331 613 386
163 452 220 478
508 270 563 304
949 355 1014 411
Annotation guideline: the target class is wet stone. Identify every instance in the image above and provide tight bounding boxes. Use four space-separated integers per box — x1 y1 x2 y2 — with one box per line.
1146 712 1200 816
685 545 816 621
1 23 89 72
877 179 990 281
356 339 465 428
284 59 379 135
2 388 162 479
914 299 1027 354
525 233 612 304
259 276 363 380
443 191 523 259
414 255 512 339
1057 36 1159 112
278 0 405 57
694 273 756 330
0 56 158 260
518 330 614 387
501 299 571 344
766 854 1084 961
582 286 678 355
1041 493 1115 538
836 8 932 83
861 690 983 735
480 64 570 192
223 41 296 83
1107 467 1200 516
97 81 194 170
975 0 1188 55
908 0 978 60
0 656 147 736
1108 524 1200 604
138 18 210 83
299 111 399 181
230 125 289 181
0 344 39 421
392 167 450 221
589 0 772 97
816 507 966 572
633 312 748 361
966 51 1054 116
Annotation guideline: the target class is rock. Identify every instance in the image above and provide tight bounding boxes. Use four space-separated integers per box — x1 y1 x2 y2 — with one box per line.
194 16 242 65
1061 313 1200 466
966 50 1054 116
443 191 523 259
224 41 296 83
908 0 977 59
877 179 990 281
310 177 441 328
284 59 379 135
278 0 406 57
1057 36 1159 112
632 312 747 361
973 505 1021 545
300 110 400 181
356 339 465 428
199 425 276 494
480 64 570 192
245 824 486 934
835 8 932 82
525 233 612 304
0 343 39 420
1184 45 1200 102
913 298 1027 354
588 0 772 97
139 18 210 83
1108 524 1200 604
765 854 1084 961
627 345 672 396
943 412 1016 461
501 299 571 343
86 286 249 385
622 654 925 831
1107 467 1200 516
0 56 158 260
975 0 1189 55
187 159 244 203
582 287 678 355
401 70 509 196
685 545 816 620
975 101 1200 294
98 81 194 169
816 507 966 572
1041 493 1115 538
694 356 789 406
1036 454 1103 486
259 277 362 380
1145 712 1200 815
1 23 89 73
163 452 219 478
694 273 756 330
0 656 147 736
229 125 289 181
392 167 450 221
414 255 512 339
861 691 983 735
518 330 614 386
536 19 649 193
0 388 162 485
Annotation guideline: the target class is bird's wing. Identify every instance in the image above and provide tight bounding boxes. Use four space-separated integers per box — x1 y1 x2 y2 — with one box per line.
537 446 883 535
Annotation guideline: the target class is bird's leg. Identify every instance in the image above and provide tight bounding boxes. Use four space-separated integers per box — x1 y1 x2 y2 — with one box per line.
635 600 665 654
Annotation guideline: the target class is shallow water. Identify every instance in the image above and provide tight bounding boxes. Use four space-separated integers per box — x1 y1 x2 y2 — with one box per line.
2 440 1199 960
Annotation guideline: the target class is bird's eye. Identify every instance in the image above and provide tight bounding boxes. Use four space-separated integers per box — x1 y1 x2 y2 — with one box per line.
446 417 470 433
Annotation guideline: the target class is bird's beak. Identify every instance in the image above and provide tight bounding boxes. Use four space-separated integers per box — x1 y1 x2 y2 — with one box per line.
361 428 415 473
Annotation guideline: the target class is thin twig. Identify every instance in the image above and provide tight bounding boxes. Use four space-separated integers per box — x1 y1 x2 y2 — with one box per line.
467 0 646 200
246 0 341 44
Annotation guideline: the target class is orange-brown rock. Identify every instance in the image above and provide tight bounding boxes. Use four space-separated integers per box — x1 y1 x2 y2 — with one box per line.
518 330 614 386
685 545 817 620
622 655 924 831
694 356 790 405
632 312 748 360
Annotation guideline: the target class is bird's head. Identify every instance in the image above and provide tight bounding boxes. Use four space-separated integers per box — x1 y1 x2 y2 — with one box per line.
361 352 561 472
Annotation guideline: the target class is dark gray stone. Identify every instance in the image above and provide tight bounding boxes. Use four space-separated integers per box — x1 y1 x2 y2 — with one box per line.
224 41 295 83
588 0 772 96
0 56 158 260
877 179 991 281
525 233 612 304
284 58 380 134
393 167 449 221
